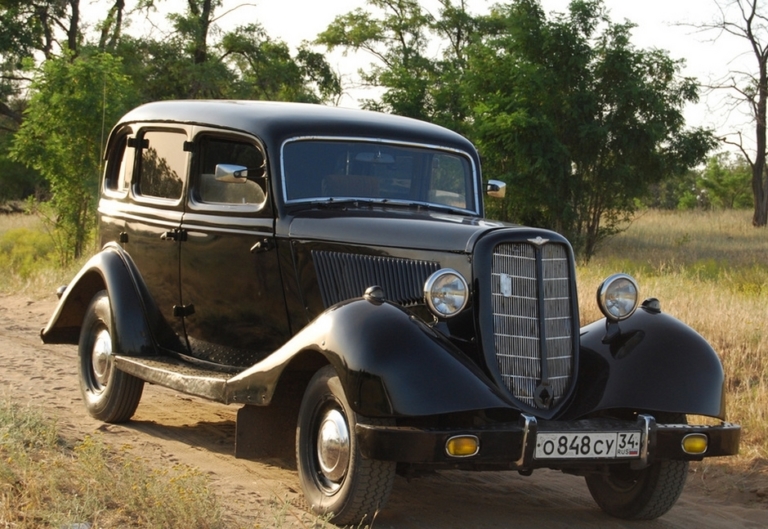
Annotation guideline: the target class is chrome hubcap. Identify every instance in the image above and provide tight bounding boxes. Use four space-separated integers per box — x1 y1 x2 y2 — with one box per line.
91 328 112 389
316 408 350 487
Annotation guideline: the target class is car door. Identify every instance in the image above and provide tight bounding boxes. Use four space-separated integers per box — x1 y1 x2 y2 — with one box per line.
123 126 191 353
178 130 291 368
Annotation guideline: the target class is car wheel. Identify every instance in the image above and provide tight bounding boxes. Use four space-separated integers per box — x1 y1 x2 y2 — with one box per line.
296 365 396 526
78 290 144 423
585 413 688 520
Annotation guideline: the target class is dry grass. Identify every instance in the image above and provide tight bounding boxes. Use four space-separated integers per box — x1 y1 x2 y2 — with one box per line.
578 209 768 461
0 400 227 528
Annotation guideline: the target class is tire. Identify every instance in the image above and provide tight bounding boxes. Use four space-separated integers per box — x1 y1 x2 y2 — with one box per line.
78 290 144 423
296 365 396 526
585 414 689 520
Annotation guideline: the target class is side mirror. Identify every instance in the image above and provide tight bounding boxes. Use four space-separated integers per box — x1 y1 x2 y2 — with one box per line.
486 180 506 198
215 164 249 183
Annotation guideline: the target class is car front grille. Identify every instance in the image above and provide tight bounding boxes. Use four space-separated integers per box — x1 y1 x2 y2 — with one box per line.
313 250 439 308
491 242 574 409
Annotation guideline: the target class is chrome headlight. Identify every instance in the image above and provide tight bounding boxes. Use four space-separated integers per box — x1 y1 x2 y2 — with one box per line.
424 269 469 318
597 273 639 322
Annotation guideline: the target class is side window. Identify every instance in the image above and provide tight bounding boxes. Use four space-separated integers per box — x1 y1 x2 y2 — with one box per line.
428 153 470 210
136 130 187 200
195 136 266 206
103 133 134 193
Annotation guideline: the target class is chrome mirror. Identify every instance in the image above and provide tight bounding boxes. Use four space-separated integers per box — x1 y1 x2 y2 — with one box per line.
486 180 506 198
215 164 249 183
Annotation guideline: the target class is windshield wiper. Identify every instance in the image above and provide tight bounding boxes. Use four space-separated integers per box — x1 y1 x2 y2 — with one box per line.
311 198 379 209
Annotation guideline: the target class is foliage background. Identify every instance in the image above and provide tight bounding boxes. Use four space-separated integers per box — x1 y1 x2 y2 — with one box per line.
0 0 755 262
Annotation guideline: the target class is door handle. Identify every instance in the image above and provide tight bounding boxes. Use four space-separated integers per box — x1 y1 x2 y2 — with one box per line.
160 229 187 242
250 238 275 253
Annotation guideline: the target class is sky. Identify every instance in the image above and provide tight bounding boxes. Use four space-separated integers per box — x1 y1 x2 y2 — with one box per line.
113 0 757 153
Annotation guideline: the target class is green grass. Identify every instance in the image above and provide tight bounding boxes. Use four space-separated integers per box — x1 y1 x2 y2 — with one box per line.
0 212 90 297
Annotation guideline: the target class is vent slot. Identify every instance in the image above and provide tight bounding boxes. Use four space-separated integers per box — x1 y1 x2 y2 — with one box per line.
313 250 440 308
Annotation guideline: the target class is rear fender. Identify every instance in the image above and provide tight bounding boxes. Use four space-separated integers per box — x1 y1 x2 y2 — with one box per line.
40 244 166 357
564 306 726 419
226 298 513 417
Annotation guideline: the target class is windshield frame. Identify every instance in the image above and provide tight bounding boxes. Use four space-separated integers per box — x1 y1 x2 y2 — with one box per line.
280 136 481 216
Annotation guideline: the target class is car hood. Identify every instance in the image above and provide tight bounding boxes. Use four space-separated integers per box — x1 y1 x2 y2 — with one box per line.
286 207 513 253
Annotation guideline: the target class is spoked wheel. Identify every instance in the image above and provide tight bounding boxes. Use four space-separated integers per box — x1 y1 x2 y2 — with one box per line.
78 290 144 423
586 414 689 520
296 365 395 526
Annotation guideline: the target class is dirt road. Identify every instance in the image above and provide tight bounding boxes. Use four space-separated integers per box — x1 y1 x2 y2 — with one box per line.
1 293 766 528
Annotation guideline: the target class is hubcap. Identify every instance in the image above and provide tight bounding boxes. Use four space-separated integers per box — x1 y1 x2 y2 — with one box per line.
316 408 350 487
91 328 113 389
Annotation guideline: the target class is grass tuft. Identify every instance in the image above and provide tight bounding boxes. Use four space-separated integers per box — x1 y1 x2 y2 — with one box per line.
0 399 226 528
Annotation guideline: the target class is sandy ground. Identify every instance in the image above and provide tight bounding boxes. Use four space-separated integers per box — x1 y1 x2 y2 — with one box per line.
1 292 767 528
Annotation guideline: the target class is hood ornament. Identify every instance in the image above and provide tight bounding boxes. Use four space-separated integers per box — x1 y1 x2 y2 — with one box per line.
528 236 549 247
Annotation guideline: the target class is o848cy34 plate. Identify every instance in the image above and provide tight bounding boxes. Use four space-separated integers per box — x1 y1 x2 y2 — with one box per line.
534 431 641 459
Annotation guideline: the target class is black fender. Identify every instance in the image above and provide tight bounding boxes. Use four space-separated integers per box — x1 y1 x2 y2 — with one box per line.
41 244 178 357
562 305 726 420
225 297 514 417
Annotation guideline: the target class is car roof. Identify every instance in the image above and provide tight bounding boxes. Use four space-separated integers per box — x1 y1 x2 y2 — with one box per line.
113 100 476 155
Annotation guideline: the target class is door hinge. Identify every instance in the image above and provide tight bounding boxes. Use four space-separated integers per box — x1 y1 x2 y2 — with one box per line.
161 228 187 242
173 304 195 317
119 232 129 243
250 238 275 253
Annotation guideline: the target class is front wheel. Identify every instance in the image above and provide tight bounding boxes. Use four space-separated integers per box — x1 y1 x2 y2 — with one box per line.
78 290 144 423
586 459 688 520
586 413 689 519
296 365 396 526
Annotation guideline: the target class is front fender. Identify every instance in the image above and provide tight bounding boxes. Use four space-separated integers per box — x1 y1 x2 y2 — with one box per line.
226 298 513 417
563 306 726 419
41 244 167 357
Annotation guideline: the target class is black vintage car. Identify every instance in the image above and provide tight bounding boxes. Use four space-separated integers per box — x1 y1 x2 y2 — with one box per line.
42 100 740 525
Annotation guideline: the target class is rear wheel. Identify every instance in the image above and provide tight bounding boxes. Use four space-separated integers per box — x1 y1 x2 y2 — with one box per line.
78 291 144 423
586 414 688 519
296 365 395 526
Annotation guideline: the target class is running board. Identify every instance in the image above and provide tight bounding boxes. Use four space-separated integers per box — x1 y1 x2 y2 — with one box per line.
114 354 233 403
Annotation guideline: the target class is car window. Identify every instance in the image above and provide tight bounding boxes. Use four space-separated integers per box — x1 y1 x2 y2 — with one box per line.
136 130 187 200
103 133 134 194
282 139 477 213
194 136 266 206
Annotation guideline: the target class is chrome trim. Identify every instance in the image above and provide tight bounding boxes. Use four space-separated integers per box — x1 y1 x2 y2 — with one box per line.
637 414 654 468
280 135 481 216
514 414 538 467
597 273 639 322
317 408 351 484
424 268 470 318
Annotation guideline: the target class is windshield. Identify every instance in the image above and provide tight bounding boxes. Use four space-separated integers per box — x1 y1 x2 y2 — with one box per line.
281 138 478 214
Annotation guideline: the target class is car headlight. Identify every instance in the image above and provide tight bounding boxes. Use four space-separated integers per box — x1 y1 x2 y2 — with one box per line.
424 269 469 318
596 273 639 322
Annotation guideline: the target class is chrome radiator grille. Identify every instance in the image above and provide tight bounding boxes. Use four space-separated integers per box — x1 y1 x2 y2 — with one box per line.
313 250 439 308
491 242 574 408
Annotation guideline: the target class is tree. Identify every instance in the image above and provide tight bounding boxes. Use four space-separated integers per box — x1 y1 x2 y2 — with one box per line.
317 0 477 130
11 52 137 262
467 0 713 259
221 24 341 103
698 152 752 208
697 0 768 226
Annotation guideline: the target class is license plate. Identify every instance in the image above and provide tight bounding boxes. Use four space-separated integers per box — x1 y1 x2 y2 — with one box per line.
534 431 642 459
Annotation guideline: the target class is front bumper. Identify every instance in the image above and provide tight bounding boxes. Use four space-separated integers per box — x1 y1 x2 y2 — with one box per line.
356 414 740 469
